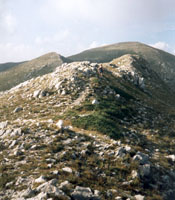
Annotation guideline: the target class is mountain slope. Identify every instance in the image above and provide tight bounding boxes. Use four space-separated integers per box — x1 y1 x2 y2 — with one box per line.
0 62 25 73
0 55 175 199
0 52 69 91
68 42 175 89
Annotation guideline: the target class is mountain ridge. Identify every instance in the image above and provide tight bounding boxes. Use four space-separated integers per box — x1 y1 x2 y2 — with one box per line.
0 52 69 91
68 42 175 90
0 54 175 199
0 42 175 93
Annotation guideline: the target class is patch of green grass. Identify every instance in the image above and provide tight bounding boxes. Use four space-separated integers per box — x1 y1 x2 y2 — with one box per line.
72 113 120 138
66 92 137 139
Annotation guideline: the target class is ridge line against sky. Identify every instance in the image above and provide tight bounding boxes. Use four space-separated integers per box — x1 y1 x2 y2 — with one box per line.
0 0 175 63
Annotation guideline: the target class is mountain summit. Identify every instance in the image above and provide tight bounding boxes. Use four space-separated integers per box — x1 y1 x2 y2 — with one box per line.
0 52 69 91
0 54 175 199
68 42 175 90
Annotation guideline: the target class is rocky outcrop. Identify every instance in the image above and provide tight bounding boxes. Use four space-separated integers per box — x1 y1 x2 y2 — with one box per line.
0 55 175 199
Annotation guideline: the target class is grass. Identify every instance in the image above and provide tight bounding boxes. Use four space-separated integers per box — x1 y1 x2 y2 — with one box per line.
66 94 137 140
0 51 175 199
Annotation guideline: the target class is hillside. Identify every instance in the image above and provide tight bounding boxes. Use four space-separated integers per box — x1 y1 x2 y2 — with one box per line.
0 62 25 73
68 42 175 89
0 52 69 91
0 55 175 199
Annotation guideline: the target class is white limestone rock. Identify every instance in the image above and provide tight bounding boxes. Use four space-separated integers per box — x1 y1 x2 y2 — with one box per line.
166 155 175 162
92 99 99 105
0 121 8 129
62 167 73 173
56 120 64 129
35 176 46 183
71 186 100 200
135 194 145 200
33 90 41 98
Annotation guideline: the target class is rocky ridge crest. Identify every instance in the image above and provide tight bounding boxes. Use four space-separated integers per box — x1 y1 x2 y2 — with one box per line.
0 55 175 199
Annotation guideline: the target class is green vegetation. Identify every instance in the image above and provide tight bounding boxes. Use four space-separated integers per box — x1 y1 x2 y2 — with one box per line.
63 96 136 139
0 62 24 73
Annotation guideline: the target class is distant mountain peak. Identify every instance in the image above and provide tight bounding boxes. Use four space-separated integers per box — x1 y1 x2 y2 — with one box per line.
0 52 69 91
68 41 175 90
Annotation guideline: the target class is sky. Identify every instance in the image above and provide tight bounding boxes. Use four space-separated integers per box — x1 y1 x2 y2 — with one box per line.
0 0 175 63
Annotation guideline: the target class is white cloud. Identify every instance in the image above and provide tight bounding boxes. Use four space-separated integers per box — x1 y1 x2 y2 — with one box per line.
88 41 107 49
150 42 175 55
150 42 170 51
3 13 17 34
35 30 70 45
0 0 175 62
88 41 99 49
0 1 17 35
0 43 45 63
40 0 175 31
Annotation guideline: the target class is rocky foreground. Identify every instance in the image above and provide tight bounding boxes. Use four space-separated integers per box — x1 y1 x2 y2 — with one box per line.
0 55 175 199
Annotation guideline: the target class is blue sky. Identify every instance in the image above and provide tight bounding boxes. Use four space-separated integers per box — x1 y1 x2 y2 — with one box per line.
0 0 175 63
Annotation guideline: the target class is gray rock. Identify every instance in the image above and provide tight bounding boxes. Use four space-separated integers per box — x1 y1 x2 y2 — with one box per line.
14 107 23 113
139 164 151 177
62 167 73 173
133 152 149 164
116 147 126 157
14 149 22 156
92 99 99 105
71 186 101 200
94 190 101 196
9 140 17 148
40 90 49 97
0 129 5 137
115 197 122 200
33 90 41 98
28 192 47 200
59 180 70 189
139 77 145 88
131 170 139 179
0 121 8 129
134 194 145 200
20 188 36 198
106 189 118 198
166 155 175 162
35 176 46 183
35 179 70 199
61 90 67 95
115 94 120 99
55 81 63 90
11 128 22 137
